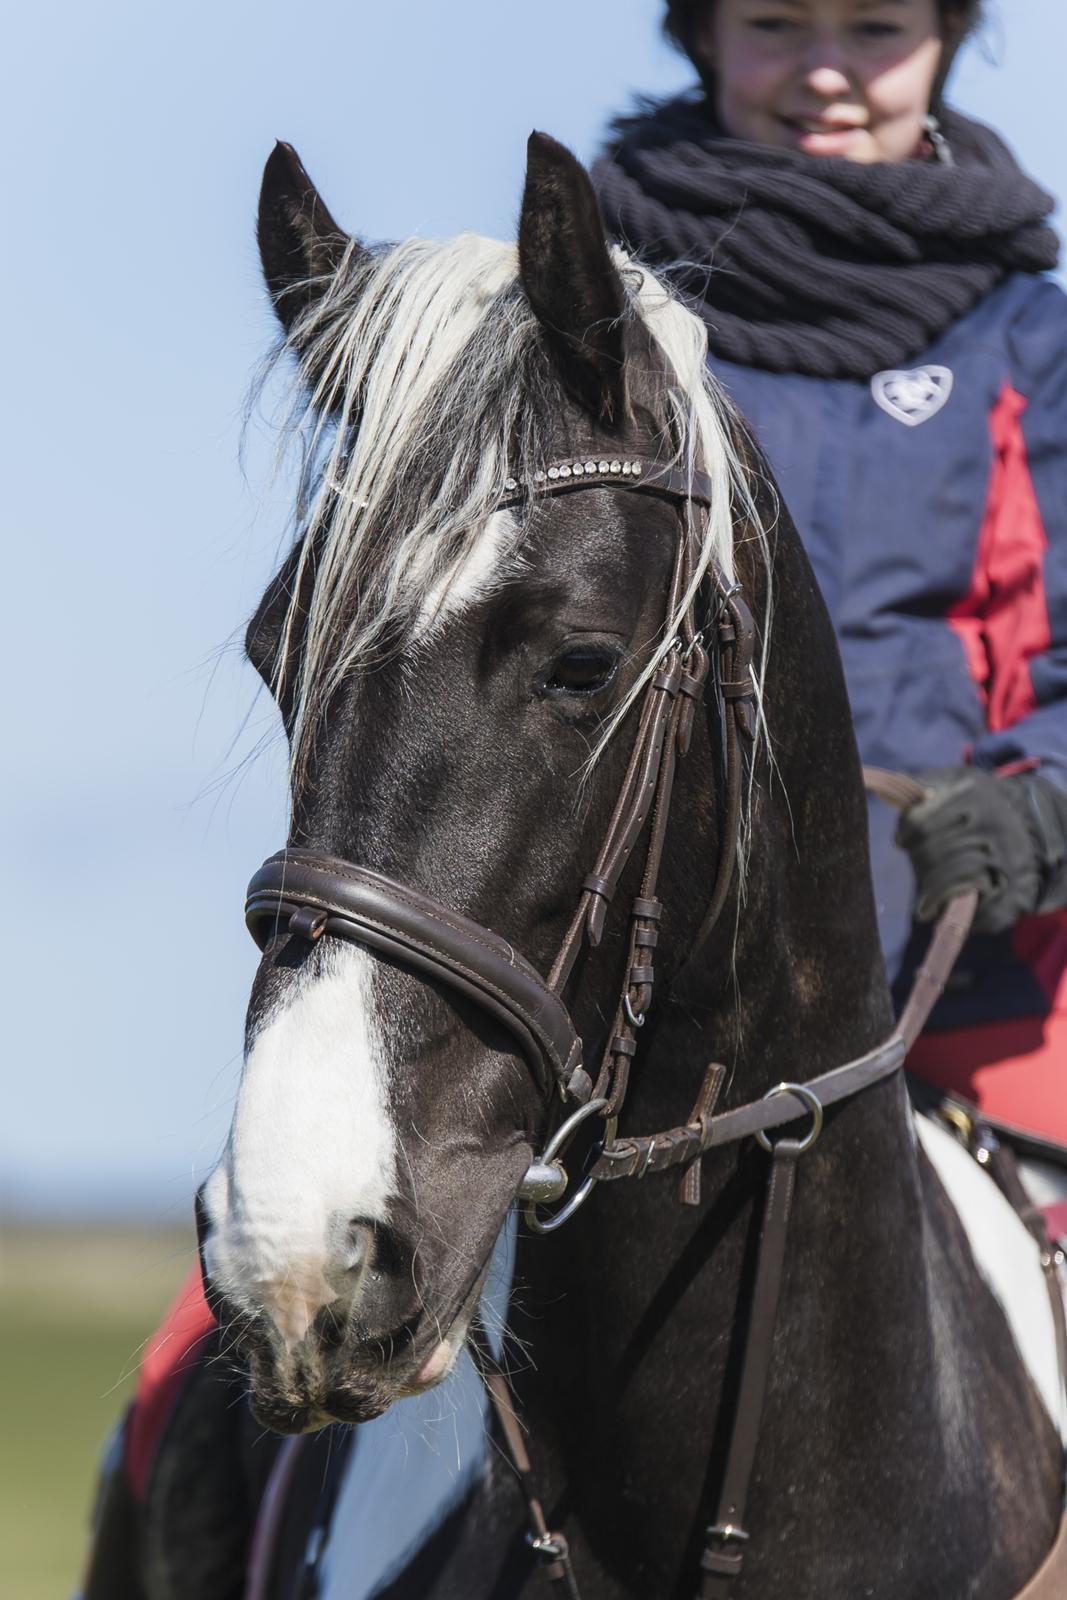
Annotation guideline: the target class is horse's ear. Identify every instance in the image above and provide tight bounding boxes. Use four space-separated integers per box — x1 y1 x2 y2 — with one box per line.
258 142 359 335
518 132 628 426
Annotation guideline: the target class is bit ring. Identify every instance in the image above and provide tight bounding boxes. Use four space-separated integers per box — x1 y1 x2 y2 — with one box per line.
522 1099 614 1235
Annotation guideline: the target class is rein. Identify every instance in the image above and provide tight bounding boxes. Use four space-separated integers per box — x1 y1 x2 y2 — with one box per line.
242 457 1067 1600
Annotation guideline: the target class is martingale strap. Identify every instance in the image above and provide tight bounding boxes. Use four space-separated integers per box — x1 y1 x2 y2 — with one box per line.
589 1033 906 1184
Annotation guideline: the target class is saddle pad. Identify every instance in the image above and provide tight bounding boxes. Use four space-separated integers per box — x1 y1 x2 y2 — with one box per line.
917 1111 1067 1440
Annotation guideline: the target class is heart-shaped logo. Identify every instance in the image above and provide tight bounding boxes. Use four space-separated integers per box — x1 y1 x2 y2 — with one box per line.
871 365 954 427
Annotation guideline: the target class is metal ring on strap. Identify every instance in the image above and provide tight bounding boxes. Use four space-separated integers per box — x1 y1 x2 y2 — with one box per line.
755 1082 824 1155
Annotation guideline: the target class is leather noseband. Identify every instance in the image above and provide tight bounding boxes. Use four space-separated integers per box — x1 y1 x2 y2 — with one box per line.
246 851 584 1097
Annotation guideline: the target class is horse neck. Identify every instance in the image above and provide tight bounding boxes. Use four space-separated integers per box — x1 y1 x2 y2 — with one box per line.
507 510 1012 1590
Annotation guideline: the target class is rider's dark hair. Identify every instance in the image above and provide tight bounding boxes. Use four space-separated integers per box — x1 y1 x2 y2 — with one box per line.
665 1 983 106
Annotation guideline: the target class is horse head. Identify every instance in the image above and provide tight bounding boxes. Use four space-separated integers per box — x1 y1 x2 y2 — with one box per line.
198 132 764 1433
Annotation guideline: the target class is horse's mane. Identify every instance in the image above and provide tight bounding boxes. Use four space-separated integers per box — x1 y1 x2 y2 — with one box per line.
272 231 767 783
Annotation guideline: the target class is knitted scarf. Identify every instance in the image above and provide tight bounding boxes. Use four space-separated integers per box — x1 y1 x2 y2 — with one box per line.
592 99 1060 378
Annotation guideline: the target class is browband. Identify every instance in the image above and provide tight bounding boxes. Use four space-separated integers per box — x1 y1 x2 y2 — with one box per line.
498 456 715 514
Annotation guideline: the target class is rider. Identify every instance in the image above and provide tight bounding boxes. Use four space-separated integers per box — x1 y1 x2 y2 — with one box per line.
593 0 1067 1153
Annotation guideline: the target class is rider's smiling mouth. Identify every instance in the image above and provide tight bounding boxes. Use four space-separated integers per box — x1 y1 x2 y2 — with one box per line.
779 114 866 149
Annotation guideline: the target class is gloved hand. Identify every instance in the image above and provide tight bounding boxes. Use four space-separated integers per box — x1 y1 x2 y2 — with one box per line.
895 766 1067 935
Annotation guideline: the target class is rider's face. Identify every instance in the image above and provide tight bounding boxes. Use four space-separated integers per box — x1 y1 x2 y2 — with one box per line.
704 0 944 164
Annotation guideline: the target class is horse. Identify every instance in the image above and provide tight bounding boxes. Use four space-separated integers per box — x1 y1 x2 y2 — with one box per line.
89 132 1066 1600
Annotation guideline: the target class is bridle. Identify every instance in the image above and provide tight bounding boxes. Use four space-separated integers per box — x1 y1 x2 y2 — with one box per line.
245 452 765 1230
242 455 1067 1600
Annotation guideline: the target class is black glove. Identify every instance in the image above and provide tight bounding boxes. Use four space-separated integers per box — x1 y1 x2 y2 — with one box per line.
895 766 1067 934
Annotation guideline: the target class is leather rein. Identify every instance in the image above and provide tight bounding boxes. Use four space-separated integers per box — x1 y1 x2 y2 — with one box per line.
243 457 1067 1600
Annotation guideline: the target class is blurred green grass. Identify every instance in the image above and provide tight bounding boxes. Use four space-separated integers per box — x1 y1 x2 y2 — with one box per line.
0 1223 192 1600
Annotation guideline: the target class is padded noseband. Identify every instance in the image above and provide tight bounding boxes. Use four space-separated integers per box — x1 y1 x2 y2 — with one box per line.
246 850 584 1097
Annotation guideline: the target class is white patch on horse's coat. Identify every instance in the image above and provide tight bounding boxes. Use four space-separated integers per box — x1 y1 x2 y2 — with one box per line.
201 945 397 1345
415 510 515 635
916 1112 1067 1438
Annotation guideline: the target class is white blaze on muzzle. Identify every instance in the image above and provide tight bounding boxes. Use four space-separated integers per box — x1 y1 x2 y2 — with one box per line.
201 944 397 1347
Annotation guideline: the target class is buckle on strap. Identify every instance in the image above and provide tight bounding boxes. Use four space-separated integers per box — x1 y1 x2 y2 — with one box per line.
528 1530 569 1560
707 1523 750 1545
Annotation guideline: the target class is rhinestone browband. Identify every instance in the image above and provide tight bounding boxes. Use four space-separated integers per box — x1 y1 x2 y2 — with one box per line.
498 457 715 510
503 458 644 493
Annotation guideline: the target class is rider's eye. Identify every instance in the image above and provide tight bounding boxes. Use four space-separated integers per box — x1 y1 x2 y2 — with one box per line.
542 643 620 696
857 21 903 38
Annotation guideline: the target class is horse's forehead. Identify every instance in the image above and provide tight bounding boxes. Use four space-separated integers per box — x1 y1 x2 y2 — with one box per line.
414 486 676 643
527 486 680 587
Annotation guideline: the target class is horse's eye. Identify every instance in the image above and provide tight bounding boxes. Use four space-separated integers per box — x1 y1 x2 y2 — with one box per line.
544 643 619 695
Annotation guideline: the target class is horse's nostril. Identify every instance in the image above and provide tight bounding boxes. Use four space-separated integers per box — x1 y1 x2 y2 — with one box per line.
347 1216 409 1279
344 1219 375 1274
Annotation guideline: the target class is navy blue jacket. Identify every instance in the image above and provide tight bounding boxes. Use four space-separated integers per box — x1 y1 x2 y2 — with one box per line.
714 272 1067 1037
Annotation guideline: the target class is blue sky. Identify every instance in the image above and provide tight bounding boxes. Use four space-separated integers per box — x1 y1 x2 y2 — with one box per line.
3 0 1064 1220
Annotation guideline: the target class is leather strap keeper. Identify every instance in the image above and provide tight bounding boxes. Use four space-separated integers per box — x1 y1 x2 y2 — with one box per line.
582 873 613 901
702 1548 744 1579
